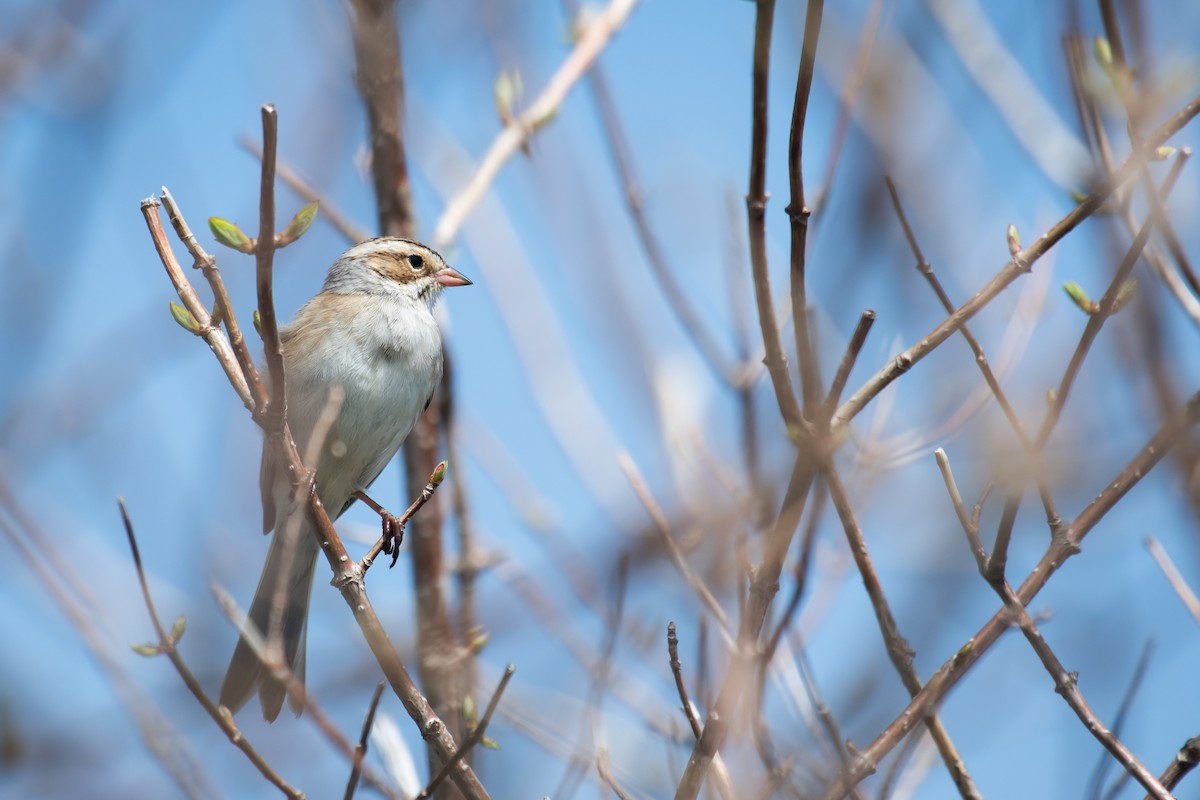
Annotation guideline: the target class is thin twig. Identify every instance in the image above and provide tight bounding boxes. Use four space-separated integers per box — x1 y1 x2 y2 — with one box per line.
430 0 641 248
160 186 268 413
761 475 829 671
256 106 286 429
139 197 253 410
822 310 876 425
885 176 1063 535
1089 641 1155 800
997 583 1170 800
831 93 1200 434
822 462 981 800
744 0 803 431
345 681 388 800
784 0 825 416
619 452 733 642
240 136 370 245
1145 537 1200 625
212 584 401 800
417 665 515 799
818 390 1200 799
358 461 448 574
596 749 636 800
667 622 703 740
793 635 864 800
586 47 739 386
0 483 216 800
118 501 304 800
934 450 987 572
987 152 1188 585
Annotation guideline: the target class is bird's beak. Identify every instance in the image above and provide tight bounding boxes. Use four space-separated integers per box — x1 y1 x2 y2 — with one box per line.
434 266 472 288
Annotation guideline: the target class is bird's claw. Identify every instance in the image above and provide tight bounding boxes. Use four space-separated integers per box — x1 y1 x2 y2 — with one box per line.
381 513 405 568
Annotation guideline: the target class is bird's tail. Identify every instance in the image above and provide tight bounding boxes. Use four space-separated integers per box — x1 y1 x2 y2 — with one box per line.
219 522 317 722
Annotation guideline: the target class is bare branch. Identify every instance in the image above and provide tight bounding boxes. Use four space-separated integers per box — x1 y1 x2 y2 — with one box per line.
431 0 641 249
418 665 516 799
345 681 388 800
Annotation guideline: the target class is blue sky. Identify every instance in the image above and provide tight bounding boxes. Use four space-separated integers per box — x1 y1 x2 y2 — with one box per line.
3 1 1200 798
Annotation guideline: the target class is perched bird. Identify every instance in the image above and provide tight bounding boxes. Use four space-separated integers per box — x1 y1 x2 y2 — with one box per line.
220 237 471 721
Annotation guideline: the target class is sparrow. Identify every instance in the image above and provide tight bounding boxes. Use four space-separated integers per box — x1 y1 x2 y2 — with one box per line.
219 237 471 721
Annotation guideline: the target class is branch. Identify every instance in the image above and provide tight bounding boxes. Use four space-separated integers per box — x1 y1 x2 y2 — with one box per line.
139 197 253 410
785 0 825 415
831 94 1200 434
819 389 1200 799
345 682 388 800
240 136 370 244
255 106 286 430
667 622 703 740
417 665 515 799
744 0 803 431
347 0 413 237
430 0 641 249
1145 537 1200 625
119 501 303 800
212 584 401 800
619 453 732 643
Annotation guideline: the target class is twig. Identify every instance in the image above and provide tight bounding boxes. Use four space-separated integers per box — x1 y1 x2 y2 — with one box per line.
813 0 884 218
1145 537 1200 625
358 460 448 574
345 681 388 800
139 197 253 410
159 186 268 413
985 153 1189 587
585 46 740 386
934 450 987 573
430 0 641 248
417 665 515 799
1152 736 1200 798
792 636 864 800
822 462 982 800
240 136 370 245
255 106 286 431
619 453 733 643
818 389 1200 799
118 500 304 800
212 585 401 800
442 363 482 642
347 0 413 237
673 451 817 800
785 0 825 416
1088 641 1154 800
885 176 1063 535
943 456 1169 799
0 481 216 800
596 749 636 800
995 583 1170 800
1034 154 1187 450
744 0 803 431
822 310 876 425
831 93 1200 434
667 622 702 740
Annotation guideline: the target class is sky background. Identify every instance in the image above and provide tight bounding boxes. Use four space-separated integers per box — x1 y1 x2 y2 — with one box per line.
3 0 1200 798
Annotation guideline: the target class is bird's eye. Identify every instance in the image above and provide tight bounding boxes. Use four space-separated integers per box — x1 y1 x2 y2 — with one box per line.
407 254 424 271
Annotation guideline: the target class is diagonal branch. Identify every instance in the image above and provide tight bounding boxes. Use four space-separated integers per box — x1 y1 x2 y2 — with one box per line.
431 0 641 249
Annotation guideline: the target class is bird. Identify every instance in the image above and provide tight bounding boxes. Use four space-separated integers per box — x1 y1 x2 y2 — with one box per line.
219 237 471 721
